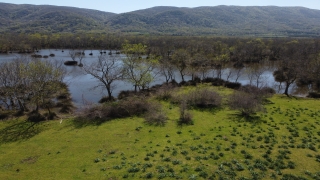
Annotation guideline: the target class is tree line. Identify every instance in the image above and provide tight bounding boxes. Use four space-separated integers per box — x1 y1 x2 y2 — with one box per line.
1 34 320 120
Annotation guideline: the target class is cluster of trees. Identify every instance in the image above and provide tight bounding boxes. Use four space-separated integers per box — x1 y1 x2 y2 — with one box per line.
79 38 320 99
0 58 68 120
1 35 320 121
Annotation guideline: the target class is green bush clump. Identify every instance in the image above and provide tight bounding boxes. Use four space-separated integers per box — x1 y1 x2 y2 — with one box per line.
178 101 193 125
176 88 222 108
75 96 151 123
144 103 168 126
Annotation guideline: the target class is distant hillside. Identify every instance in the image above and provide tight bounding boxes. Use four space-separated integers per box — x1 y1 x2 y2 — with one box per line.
106 6 320 36
1 3 320 37
0 3 116 33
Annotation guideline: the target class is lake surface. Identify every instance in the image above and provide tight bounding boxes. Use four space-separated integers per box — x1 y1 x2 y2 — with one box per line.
0 49 289 107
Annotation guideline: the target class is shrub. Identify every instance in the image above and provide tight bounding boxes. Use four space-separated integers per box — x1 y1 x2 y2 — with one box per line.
44 112 57 120
56 93 70 100
239 85 274 99
0 111 10 120
225 81 242 89
98 96 115 103
174 88 222 109
229 91 265 118
117 90 137 99
59 103 74 113
118 90 151 99
144 103 168 126
261 87 276 95
75 96 150 123
211 78 226 86
178 101 193 125
185 80 197 86
155 84 176 101
202 77 216 83
27 112 46 122
307 92 320 99
191 89 222 108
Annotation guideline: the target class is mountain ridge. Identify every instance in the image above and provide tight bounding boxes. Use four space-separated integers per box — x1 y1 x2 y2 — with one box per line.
1 3 320 37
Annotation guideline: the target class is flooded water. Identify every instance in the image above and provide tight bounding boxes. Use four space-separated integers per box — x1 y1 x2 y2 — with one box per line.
0 49 289 107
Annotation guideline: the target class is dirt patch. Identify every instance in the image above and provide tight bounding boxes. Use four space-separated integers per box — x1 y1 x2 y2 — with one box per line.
20 156 39 164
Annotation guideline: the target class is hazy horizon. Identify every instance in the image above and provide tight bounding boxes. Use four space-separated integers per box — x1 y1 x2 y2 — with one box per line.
1 0 320 14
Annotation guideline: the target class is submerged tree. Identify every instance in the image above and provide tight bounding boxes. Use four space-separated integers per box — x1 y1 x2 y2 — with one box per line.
81 54 123 100
171 49 190 82
122 43 158 92
0 57 66 114
21 59 66 113
273 41 309 96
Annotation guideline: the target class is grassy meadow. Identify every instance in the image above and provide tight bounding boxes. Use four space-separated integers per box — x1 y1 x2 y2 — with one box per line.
0 85 319 180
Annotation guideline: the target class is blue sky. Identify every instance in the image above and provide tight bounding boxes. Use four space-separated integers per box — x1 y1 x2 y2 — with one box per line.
2 0 320 13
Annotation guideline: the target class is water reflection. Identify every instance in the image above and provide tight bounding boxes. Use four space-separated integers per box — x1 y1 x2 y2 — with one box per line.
0 49 294 107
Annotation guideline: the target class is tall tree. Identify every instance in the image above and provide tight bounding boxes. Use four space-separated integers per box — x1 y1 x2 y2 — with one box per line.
81 54 123 100
273 41 308 96
122 43 158 92
171 49 190 82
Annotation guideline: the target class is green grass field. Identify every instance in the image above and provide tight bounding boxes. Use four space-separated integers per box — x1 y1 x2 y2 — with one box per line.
0 86 319 180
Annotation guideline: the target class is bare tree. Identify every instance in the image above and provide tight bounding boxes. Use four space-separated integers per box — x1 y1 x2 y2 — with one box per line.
158 59 175 83
246 64 269 88
233 67 243 82
67 49 85 66
81 54 123 100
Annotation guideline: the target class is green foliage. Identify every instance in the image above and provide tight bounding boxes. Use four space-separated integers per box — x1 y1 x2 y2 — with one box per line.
121 43 158 91
1 82 320 180
0 58 67 114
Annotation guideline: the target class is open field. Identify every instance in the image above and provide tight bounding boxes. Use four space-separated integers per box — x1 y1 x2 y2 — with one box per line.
0 85 319 180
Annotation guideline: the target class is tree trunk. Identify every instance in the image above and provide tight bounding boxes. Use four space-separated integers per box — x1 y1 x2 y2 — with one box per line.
180 70 185 82
284 83 290 97
106 84 113 100
17 99 25 112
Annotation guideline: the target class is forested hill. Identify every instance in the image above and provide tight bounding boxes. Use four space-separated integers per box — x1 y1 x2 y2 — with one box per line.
108 6 320 37
0 3 116 33
1 3 320 37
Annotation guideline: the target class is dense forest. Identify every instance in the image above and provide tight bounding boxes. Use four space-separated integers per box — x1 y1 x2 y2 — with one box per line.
1 3 320 36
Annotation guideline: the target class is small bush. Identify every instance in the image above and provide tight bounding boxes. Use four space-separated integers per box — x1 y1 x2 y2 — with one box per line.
0 111 11 120
178 102 193 125
307 92 320 99
58 102 74 113
118 90 151 100
239 85 274 99
229 91 265 118
144 103 168 126
261 87 276 95
155 84 176 101
27 112 46 122
202 77 216 83
76 97 151 123
117 90 137 99
56 93 70 100
174 88 222 109
192 89 222 108
225 81 242 89
98 96 115 103
44 112 57 120
211 78 226 86
185 80 197 86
